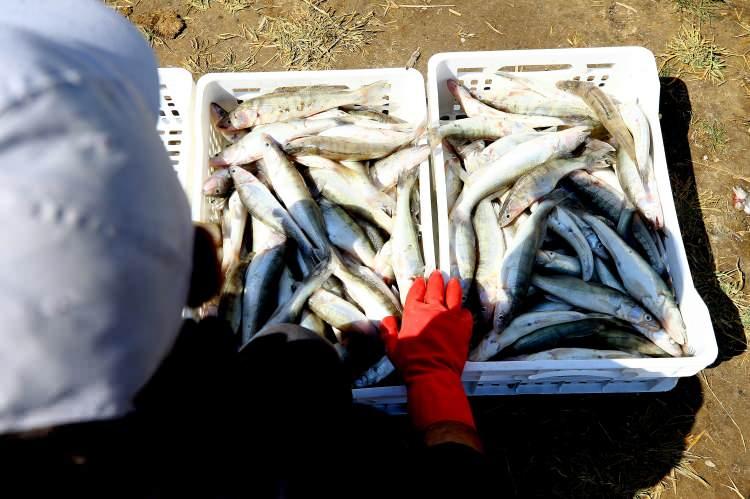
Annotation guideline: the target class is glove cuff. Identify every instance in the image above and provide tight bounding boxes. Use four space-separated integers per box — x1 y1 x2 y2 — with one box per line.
406 370 475 431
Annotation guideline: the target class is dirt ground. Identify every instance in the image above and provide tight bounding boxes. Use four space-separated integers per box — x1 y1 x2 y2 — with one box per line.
113 0 750 496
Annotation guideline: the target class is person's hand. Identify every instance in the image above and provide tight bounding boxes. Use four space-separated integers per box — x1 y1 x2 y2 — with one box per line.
381 271 474 432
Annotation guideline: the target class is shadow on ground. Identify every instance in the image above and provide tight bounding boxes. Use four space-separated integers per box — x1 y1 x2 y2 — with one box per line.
659 77 747 363
469 78 738 499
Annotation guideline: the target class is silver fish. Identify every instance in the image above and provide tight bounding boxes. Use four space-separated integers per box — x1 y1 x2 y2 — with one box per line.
531 274 661 332
546 207 594 281
203 168 233 198
277 266 295 306
319 198 377 268
392 168 425 304
210 117 344 167
255 257 334 337
525 300 575 313
304 163 394 233
475 132 544 169
493 199 557 331
241 219 287 343
299 308 326 336
370 145 430 190
507 348 643 361
535 249 581 276
593 257 626 294
358 217 386 252
556 80 637 163
436 116 534 141
331 250 401 321
230 166 316 260
563 208 610 260
581 214 686 345
308 288 378 338
615 147 663 229
447 79 567 128
221 191 248 275
286 135 408 161
473 197 506 323
229 80 390 128
372 239 396 284
209 102 248 144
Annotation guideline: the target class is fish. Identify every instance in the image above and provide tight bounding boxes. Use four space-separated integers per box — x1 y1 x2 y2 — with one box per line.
340 160 367 176
562 208 610 261
286 135 408 161
436 116 534 141
341 107 407 125
581 214 686 345
341 254 403 316
230 166 317 260
452 127 590 217
443 141 464 213
241 218 287 343
498 140 613 226
535 249 581 276
276 266 295 306
506 348 643 361
471 310 592 361
531 274 661 333
473 197 506 323
618 101 651 174
525 300 575 313
203 168 234 198
218 254 253 336
308 288 379 338
319 198 377 268
229 80 390 128
221 191 248 275
451 139 486 174
253 257 334 339
331 250 401 321
493 199 557 331
370 145 430 191
556 80 637 163
372 239 395 284
593 257 626 294
299 308 326 336
447 79 567 128
475 131 544 168
733 186 750 214
319 124 414 146
357 217 386 252
631 213 667 277
304 163 394 233
615 147 663 229
545 207 594 281
352 355 395 388
210 117 345 167
391 168 425 304
503 317 636 357
565 170 631 222
471 72 597 119
260 134 330 254
209 103 248 144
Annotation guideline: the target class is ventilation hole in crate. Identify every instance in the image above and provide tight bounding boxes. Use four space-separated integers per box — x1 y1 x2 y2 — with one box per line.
586 75 595 81
439 115 449 121
169 130 182 135
601 74 609 80
168 140 182 146
382 102 390 107
483 86 491 90
165 95 172 101
157 129 165 135
497 65 518 72
160 84 167 89
457 67 484 75
598 82 605 87
458 79 465 86
382 110 389 115
168 102 175 107
168 150 179 156
456 114 467 120
159 110 166 117
470 79 478 86
587 63 614 69
573 75 581 81
453 104 461 111
171 109 180 116
484 78 492 84
515 64 572 72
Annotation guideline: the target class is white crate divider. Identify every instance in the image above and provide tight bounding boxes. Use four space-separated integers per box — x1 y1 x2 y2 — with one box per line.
427 47 717 398
157 68 195 197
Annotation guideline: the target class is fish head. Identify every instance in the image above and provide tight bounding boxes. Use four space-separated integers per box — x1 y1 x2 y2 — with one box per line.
229 165 255 186
209 103 230 125
202 171 232 197
629 307 661 333
230 108 258 129
446 79 465 100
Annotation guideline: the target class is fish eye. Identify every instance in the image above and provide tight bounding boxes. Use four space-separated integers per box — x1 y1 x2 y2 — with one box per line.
645 314 652 321
505 213 510 218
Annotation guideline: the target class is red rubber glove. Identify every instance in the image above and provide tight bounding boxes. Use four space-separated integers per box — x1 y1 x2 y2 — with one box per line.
381 271 474 431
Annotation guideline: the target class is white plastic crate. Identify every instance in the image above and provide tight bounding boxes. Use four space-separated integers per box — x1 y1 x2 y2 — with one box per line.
426 47 718 395
157 68 195 196
191 69 434 406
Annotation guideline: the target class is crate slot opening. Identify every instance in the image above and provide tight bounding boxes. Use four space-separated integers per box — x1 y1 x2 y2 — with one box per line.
457 67 485 75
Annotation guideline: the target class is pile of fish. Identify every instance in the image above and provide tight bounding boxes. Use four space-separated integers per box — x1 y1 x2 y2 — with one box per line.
435 74 689 362
203 80 429 387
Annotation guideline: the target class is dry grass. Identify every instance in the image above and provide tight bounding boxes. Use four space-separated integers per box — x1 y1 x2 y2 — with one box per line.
690 116 729 155
662 24 727 84
257 0 380 70
672 0 721 22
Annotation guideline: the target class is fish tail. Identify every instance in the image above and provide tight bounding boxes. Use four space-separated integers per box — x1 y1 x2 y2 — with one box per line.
357 80 391 107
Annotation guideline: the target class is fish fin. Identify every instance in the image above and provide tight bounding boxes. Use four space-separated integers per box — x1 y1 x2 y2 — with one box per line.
357 80 391 107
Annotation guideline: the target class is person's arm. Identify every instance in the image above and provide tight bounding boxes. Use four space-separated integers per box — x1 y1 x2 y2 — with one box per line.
381 271 482 451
